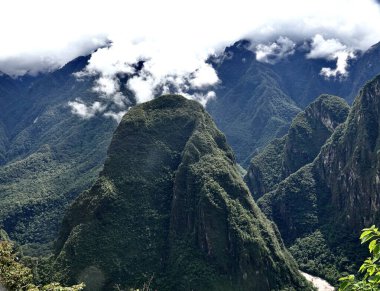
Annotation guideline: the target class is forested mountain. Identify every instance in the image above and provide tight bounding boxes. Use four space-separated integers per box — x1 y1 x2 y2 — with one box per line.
257 76 380 283
0 57 119 251
207 42 301 165
245 94 349 199
54 95 311 291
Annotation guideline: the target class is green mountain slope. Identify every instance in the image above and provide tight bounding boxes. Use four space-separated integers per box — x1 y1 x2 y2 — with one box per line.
207 43 301 166
55 95 310 291
257 76 380 283
208 40 380 165
0 57 119 249
0 121 8 164
245 94 349 199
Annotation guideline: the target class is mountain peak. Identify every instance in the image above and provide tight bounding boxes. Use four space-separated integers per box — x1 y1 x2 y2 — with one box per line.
55 94 310 291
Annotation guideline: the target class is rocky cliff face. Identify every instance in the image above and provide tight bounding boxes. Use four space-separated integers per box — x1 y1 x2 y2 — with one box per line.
55 95 310 291
245 95 349 200
257 76 380 282
316 75 380 231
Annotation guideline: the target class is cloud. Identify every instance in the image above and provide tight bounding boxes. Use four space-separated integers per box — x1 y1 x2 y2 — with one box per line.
1 0 380 75
255 36 296 63
307 34 355 78
1 0 380 111
192 91 217 107
189 64 219 88
78 36 220 107
0 37 107 76
307 34 349 59
104 110 128 123
68 100 106 119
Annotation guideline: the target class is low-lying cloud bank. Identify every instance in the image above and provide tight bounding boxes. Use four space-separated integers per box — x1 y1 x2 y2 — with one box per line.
2 0 380 119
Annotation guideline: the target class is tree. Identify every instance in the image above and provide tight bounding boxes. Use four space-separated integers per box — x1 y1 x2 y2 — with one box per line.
0 240 84 291
339 225 380 290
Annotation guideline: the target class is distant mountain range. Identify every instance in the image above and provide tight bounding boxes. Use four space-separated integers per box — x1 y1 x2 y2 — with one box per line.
208 40 380 165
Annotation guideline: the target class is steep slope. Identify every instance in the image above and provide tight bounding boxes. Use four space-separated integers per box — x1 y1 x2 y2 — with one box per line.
257 76 380 282
208 40 380 165
207 42 301 166
245 95 349 199
55 95 310 291
0 56 119 249
343 42 380 103
0 73 27 116
270 49 343 108
0 73 26 165
0 121 8 165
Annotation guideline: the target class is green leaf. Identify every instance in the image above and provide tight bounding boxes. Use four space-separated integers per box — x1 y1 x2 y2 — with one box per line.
339 281 351 290
361 230 374 239
369 240 378 253
362 234 376 244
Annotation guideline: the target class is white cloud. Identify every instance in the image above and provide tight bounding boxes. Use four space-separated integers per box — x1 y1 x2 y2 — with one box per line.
104 110 128 122
127 74 156 104
1 0 380 109
307 34 355 78
189 64 219 88
68 100 106 119
194 91 217 107
93 76 119 96
1 0 380 76
76 36 220 106
307 34 348 59
320 51 355 78
255 36 296 63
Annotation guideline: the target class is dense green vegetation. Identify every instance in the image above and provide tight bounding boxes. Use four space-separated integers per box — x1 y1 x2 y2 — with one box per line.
0 237 84 290
207 42 301 166
245 94 349 199
0 57 118 249
256 76 380 283
290 230 355 284
339 225 380 290
55 95 311 291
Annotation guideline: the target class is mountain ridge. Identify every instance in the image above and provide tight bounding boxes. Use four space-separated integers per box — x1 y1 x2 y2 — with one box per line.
245 94 349 199
256 75 380 282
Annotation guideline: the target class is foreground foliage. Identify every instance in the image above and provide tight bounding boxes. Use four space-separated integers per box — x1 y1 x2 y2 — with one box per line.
339 226 380 290
0 240 84 291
